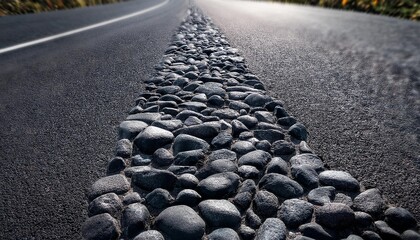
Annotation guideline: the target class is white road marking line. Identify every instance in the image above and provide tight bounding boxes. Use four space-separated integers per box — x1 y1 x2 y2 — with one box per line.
0 0 169 55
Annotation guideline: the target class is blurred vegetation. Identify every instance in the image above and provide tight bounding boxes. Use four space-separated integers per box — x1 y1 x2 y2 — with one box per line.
0 0 127 16
273 0 420 20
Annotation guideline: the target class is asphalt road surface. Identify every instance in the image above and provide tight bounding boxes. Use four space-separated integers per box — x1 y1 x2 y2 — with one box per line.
0 0 189 238
0 0 419 239
197 0 420 220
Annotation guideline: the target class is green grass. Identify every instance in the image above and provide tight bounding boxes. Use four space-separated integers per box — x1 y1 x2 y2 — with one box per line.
0 0 127 16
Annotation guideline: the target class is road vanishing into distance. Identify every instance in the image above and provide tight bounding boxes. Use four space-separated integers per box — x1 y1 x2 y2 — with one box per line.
0 0 419 238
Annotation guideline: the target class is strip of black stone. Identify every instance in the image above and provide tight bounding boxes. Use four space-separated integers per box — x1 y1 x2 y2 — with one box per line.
81 8 420 240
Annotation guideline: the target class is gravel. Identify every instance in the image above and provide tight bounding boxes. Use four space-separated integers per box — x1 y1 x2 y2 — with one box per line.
81 7 420 240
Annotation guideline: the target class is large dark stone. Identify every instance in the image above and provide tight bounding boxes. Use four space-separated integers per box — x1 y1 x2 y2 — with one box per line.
253 190 279 218
88 174 130 200
238 150 271 170
119 121 148 140
385 207 417 232
315 203 355 228
353 188 386 218
173 134 210 155
259 173 304 199
255 218 287 240
155 205 205 240
88 193 123 217
290 154 324 172
319 170 360 192
126 112 161 124
208 228 240 240
174 149 205 166
197 172 240 199
244 93 272 107
198 199 241 229
278 199 314 228
131 168 177 191
121 203 151 237
134 126 174 154
81 213 120 240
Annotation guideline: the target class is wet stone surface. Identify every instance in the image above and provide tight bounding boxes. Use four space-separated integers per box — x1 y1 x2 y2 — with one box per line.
82 7 420 240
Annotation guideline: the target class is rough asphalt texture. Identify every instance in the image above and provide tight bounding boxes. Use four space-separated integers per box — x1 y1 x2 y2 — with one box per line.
0 0 189 238
197 0 420 220
82 7 419 240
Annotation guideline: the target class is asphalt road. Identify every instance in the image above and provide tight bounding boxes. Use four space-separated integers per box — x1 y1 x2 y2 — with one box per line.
0 0 189 238
197 0 420 220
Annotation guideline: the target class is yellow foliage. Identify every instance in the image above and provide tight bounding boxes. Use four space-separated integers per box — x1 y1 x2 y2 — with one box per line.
342 0 348 6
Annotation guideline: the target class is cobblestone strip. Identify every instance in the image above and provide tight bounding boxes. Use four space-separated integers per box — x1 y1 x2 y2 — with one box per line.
81 8 420 240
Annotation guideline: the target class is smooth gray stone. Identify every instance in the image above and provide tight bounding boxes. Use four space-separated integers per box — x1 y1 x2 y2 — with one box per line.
208 95 225 107
233 191 253 210
212 131 233 149
385 207 418 232
133 230 164 240
238 165 260 179
184 116 203 126
361 231 383 240
254 111 276 123
176 121 221 139
255 218 287 240
232 119 249 137
255 140 271 152
254 129 285 144
88 193 122 217
88 174 130 200
176 173 199 189
244 93 272 107
194 83 226 97
315 203 355 228
151 119 183 131
156 85 182 95
179 101 207 112
151 148 174 167
122 203 150 237
173 134 210 155
145 188 174 210
278 199 314 228
208 149 237 162
126 112 162 124
246 209 262 229
266 157 288 175
232 140 256 156
401 230 420 240
211 108 240 120
273 106 289 118
346 234 364 240
197 172 240 199
119 121 148 140
167 165 197 175
155 205 205 240
115 139 132 158
299 222 334 240
375 220 402 240
319 170 360 192
333 192 353 207
238 179 257 195
131 155 151 166
253 190 279 218
237 115 259 129
353 188 386 218
208 228 240 240
288 123 308 140
291 164 319 189
355 211 374 228
259 173 304 199
81 213 120 240
175 189 201 207
290 154 324 172
239 225 256 240
123 192 143 205
131 169 177 191
264 100 284 111
196 159 238 179
107 157 126 174
174 149 205 166
229 100 251 112
307 186 336 205
198 199 241 228
159 94 183 103
238 150 271 169
176 110 204 121
134 126 174 154
272 140 295 155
